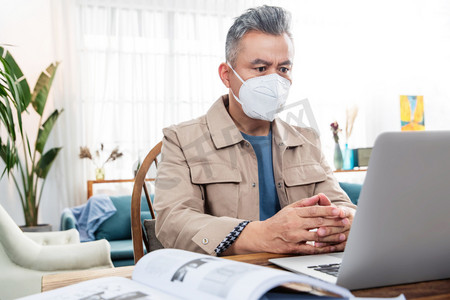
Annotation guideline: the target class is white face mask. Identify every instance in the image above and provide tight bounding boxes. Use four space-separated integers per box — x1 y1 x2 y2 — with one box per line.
228 63 291 121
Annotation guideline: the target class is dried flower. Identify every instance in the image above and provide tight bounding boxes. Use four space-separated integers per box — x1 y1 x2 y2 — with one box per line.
79 147 92 160
330 121 342 144
79 144 123 168
105 147 123 164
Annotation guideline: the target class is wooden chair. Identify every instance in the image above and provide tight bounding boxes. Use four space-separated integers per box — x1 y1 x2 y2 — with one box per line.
131 141 164 264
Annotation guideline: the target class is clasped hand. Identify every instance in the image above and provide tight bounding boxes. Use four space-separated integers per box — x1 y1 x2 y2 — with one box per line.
231 194 354 255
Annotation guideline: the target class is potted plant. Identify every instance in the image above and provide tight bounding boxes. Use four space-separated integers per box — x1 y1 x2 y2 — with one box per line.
0 46 63 230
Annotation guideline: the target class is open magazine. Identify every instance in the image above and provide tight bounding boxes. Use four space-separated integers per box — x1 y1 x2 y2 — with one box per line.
20 249 405 300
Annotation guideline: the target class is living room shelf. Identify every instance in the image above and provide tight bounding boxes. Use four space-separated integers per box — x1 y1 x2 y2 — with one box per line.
333 167 368 173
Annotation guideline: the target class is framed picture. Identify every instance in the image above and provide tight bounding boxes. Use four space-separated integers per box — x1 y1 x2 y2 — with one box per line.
400 95 425 131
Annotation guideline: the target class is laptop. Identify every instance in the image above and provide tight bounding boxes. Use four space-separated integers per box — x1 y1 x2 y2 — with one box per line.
270 131 450 290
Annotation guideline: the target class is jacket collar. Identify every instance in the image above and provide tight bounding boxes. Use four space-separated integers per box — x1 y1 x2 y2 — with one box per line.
206 95 306 149
206 95 244 149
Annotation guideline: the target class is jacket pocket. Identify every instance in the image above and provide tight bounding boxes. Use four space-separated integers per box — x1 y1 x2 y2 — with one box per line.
283 164 327 203
190 163 241 217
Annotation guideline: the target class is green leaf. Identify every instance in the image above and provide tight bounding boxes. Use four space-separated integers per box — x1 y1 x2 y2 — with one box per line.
35 147 61 179
26 136 32 158
31 62 59 116
0 76 8 97
0 47 31 112
0 139 9 179
1 66 25 138
0 85 17 141
0 139 7 164
0 101 13 138
0 138 19 177
36 109 63 153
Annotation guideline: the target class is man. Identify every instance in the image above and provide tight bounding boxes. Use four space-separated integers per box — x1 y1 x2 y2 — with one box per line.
154 5 356 256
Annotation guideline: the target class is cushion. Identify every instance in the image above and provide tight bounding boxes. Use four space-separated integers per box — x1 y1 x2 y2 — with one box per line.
143 219 164 252
60 209 76 231
95 195 153 241
141 211 152 223
339 182 362 205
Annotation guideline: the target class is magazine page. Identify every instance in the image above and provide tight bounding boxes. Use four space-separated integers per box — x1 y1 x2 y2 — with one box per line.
132 249 354 300
18 277 178 300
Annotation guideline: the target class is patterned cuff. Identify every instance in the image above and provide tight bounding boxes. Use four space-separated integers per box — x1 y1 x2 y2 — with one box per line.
214 220 251 256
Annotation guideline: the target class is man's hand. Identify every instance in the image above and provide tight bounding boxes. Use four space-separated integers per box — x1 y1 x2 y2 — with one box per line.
312 194 355 249
223 194 351 255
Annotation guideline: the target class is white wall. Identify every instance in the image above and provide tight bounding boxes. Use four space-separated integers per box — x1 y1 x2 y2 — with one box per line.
284 0 450 163
0 0 61 227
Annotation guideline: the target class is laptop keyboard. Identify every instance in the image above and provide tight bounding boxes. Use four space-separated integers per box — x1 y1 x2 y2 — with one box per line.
308 263 341 277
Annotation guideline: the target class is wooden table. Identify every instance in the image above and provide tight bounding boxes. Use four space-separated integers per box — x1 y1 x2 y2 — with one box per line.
42 253 450 299
42 266 135 292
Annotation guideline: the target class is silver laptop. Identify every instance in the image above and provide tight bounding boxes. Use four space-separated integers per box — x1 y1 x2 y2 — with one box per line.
270 131 450 290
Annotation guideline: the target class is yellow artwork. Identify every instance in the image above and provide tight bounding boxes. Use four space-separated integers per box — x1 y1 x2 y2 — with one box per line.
400 95 425 131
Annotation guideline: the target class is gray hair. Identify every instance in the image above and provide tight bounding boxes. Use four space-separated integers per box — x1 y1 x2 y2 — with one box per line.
226 5 292 66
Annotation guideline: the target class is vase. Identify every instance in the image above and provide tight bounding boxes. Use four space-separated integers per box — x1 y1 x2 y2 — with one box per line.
95 167 105 180
343 143 355 170
334 142 344 170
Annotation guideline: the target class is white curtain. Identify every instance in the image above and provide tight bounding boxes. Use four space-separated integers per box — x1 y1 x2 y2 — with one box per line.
44 0 84 227
75 0 277 181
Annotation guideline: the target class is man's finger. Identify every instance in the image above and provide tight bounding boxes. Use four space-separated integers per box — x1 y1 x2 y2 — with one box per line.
301 217 349 229
317 193 331 206
338 206 356 219
289 195 321 208
300 230 346 243
317 232 347 243
290 242 345 255
317 226 349 237
290 193 332 208
314 241 347 251
295 205 343 218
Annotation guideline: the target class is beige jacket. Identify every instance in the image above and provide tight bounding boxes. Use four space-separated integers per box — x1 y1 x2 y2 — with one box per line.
154 95 356 255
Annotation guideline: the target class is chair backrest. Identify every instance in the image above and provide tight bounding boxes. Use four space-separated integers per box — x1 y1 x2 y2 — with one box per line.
0 204 39 266
131 141 163 264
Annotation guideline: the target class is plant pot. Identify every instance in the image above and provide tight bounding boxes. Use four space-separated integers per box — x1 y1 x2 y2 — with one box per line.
20 224 52 232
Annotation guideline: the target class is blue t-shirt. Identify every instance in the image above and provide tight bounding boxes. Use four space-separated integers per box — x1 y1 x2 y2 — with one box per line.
241 130 280 221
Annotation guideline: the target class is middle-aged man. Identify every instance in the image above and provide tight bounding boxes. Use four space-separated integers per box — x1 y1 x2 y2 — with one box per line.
154 5 357 256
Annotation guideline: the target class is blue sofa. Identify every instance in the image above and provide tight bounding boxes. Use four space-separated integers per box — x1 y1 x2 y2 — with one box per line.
339 182 362 205
61 195 152 267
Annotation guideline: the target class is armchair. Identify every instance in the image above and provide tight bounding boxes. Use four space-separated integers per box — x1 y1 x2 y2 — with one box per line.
0 204 113 300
